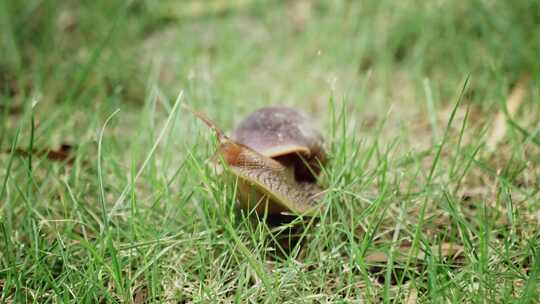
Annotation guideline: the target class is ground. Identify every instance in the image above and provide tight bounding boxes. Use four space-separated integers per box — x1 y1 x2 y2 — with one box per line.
0 1 539 303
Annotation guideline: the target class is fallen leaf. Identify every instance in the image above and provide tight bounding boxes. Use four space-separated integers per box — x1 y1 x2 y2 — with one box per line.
45 143 74 162
0 104 23 115
365 242 464 263
486 75 529 151
6 143 76 164
365 251 389 263
133 286 148 304
418 243 464 260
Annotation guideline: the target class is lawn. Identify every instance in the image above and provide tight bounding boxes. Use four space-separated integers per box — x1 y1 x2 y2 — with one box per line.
1 0 539 302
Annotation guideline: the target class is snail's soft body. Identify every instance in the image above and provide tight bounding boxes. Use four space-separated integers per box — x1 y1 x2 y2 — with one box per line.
219 139 323 215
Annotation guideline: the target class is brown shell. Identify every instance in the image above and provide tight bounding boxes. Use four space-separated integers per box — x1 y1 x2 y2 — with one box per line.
232 106 326 182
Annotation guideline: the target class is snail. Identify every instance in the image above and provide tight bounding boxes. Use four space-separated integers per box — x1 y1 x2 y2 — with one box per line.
184 105 327 216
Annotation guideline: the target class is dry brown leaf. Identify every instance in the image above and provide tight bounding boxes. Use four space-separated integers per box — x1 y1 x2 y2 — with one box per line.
417 243 464 260
0 104 23 115
45 144 74 162
133 286 148 304
365 251 389 263
486 75 529 151
6 143 76 164
366 242 464 263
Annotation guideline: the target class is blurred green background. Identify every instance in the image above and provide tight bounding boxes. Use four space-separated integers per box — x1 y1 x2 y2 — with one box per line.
2 0 539 155
2 0 539 116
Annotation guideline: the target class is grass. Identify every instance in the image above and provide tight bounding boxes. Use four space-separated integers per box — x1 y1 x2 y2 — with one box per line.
1 0 539 302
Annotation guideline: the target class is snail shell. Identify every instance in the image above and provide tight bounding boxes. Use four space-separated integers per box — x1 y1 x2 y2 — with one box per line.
233 106 327 183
